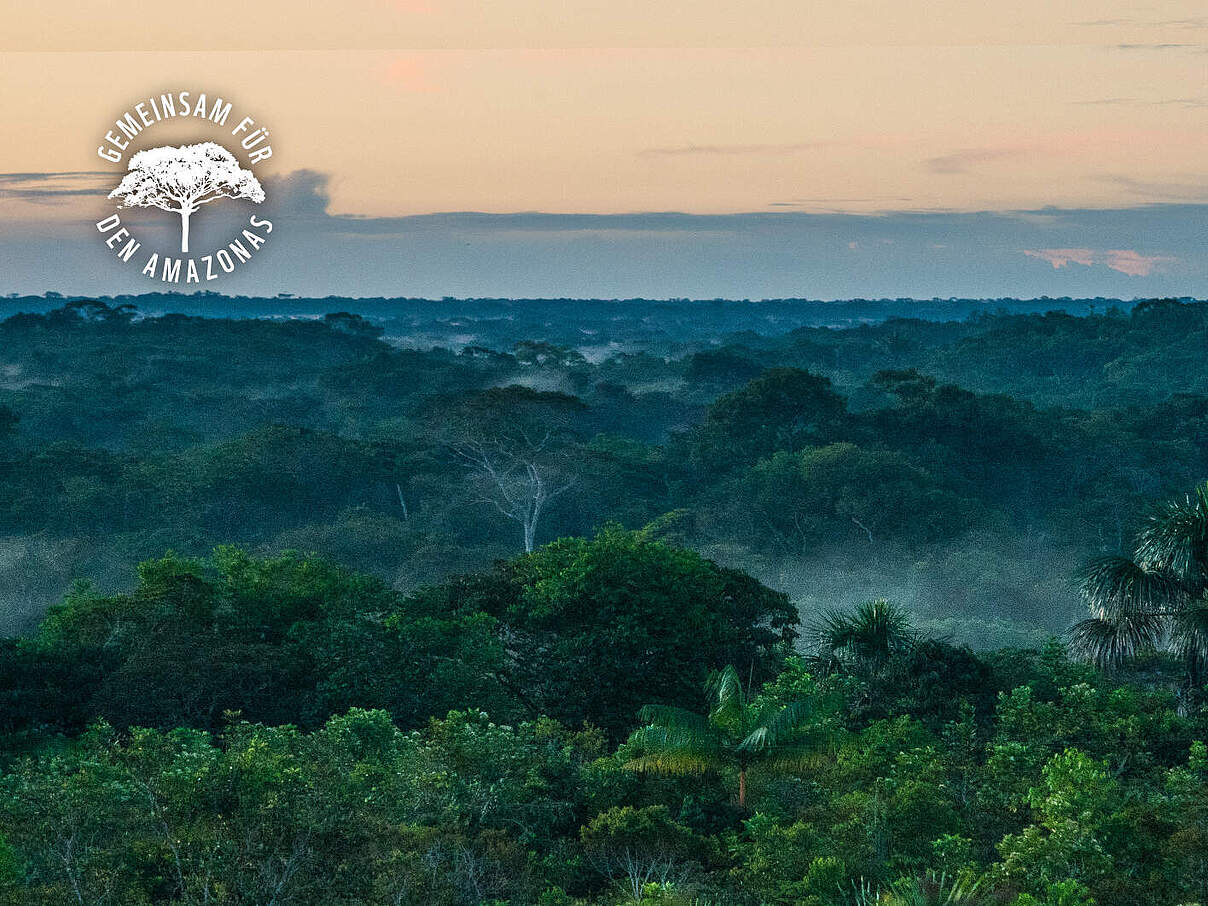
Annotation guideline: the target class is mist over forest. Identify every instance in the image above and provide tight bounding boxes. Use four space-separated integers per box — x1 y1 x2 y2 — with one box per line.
9 294 1208 906
0 294 1201 642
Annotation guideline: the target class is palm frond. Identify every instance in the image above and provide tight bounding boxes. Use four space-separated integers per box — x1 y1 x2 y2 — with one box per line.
626 724 721 757
1170 600 1208 662
758 739 832 774
813 599 914 674
637 703 715 737
803 648 845 678
622 751 716 776
1135 484 1208 585
738 699 814 753
707 664 746 730
1078 555 1183 618
1070 613 1164 669
814 608 857 652
886 872 983 906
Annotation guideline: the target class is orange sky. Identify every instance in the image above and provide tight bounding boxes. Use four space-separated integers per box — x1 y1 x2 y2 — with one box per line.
1 0 1206 217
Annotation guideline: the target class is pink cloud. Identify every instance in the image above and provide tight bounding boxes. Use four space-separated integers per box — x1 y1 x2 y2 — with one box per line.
1022 248 1095 268
381 57 435 92
1021 247 1175 276
1104 249 1175 276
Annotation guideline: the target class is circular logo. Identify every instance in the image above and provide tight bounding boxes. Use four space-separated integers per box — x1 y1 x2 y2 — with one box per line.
94 90 275 285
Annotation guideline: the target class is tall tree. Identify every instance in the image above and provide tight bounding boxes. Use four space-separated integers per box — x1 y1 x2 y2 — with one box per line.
624 664 826 809
440 386 584 552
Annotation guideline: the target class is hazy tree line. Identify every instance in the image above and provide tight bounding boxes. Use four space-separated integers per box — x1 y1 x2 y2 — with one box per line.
3 298 1208 903
2 299 1208 639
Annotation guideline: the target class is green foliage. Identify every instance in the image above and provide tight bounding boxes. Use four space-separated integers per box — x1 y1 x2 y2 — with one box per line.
683 368 848 473
581 806 710 902
21 548 510 733
991 749 1119 895
8 300 1208 904
0 641 1206 905
479 525 797 737
624 664 834 809
739 443 980 552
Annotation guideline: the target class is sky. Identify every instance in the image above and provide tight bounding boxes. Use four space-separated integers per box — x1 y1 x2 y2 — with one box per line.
0 1 1205 298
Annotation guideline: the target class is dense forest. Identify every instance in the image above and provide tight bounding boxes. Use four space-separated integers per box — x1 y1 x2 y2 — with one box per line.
3 296 1208 905
1 296 1206 640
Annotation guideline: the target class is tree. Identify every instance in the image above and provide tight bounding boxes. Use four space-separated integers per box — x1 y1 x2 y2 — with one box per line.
580 806 707 903
738 444 979 553
812 599 917 679
991 749 1118 899
458 526 798 738
624 664 828 809
440 386 584 552
684 368 849 473
1071 480 1208 700
108 142 265 253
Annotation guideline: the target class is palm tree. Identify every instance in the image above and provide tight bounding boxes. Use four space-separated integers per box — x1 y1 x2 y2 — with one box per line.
882 873 983 906
623 664 827 809
811 598 916 679
1072 480 1208 698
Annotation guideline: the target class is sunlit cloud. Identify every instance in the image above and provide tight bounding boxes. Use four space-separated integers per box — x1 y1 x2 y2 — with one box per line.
1104 249 1175 276
392 0 435 13
1022 247 1175 276
1023 248 1096 269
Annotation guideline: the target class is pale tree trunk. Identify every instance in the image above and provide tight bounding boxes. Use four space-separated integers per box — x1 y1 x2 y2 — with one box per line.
179 208 192 253
521 462 546 553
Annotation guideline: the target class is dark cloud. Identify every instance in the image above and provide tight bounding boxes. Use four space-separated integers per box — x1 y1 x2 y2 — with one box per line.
1 169 1206 300
260 169 331 217
1114 43 1203 51
769 196 916 207
0 171 112 204
1075 17 1208 28
925 149 1023 175
1095 174 1208 202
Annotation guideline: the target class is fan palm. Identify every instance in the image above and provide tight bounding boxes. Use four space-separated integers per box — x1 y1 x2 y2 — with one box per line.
883 873 983 906
1072 480 1208 696
623 664 827 808
811 598 916 678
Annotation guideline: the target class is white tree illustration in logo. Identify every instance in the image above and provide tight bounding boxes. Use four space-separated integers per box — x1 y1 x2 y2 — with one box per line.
108 142 265 253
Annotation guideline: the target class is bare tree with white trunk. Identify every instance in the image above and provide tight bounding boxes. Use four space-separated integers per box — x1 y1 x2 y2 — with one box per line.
108 142 264 253
453 431 577 553
442 386 583 553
